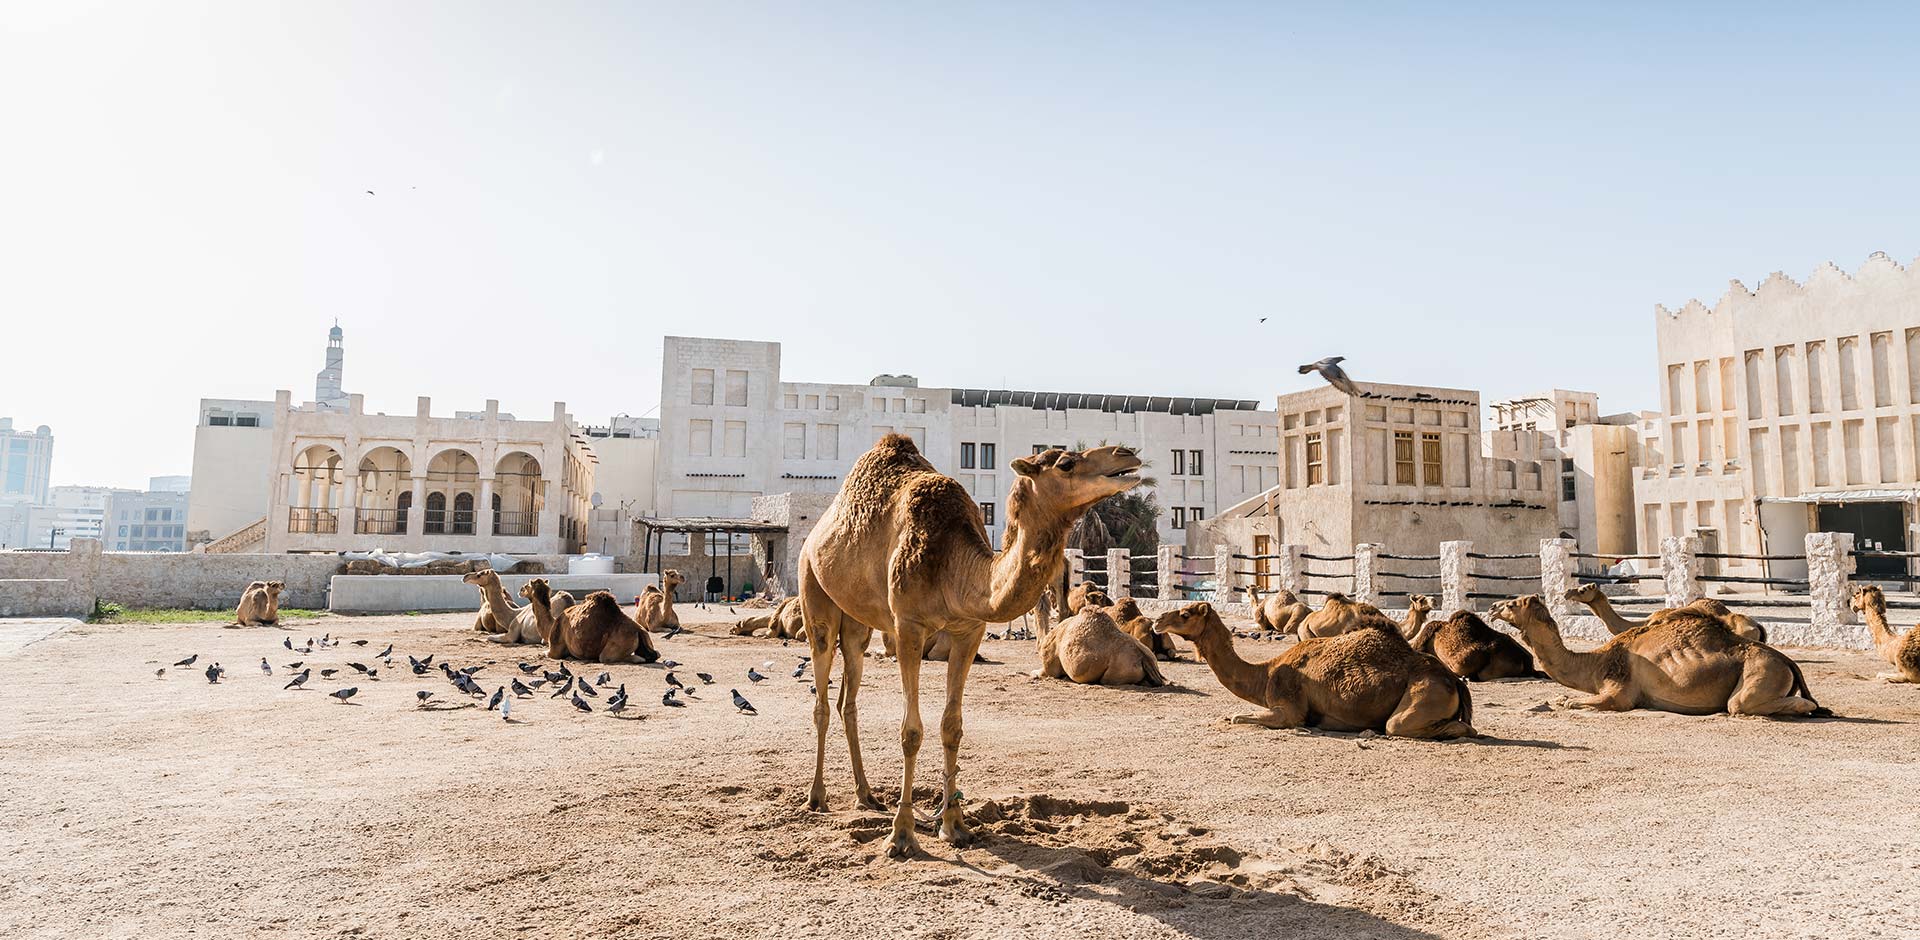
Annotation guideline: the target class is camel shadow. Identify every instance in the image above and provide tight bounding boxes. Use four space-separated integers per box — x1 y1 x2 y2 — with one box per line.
1800 713 1904 725
1458 735 1585 750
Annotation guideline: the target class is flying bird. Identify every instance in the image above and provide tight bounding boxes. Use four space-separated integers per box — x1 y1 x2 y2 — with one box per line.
731 689 756 715
330 687 359 704
1297 356 1362 397
284 669 310 690
205 663 224 684
365 190 375 195
1259 317 1268 323
173 654 198 667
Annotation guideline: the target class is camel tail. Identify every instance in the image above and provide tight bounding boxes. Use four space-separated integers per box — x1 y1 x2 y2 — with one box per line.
1127 634 1169 687
1449 672 1474 728
1780 653 1832 718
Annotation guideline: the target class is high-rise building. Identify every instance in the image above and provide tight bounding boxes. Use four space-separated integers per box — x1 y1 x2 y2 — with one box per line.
0 418 55 504
105 488 192 552
315 322 348 411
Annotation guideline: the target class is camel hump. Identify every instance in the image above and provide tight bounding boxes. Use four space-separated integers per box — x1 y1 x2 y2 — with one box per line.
581 591 621 615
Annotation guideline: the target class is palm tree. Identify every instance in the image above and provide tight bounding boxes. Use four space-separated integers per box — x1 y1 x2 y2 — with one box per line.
1065 440 1161 559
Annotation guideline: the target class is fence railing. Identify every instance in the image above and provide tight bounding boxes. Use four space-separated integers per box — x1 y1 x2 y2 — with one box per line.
355 508 404 535
287 508 338 534
493 511 538 537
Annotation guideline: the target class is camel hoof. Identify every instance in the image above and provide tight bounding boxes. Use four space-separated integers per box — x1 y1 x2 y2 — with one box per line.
805 785 829 813
856 792 886 812
885 830 922 859
938 819 977 848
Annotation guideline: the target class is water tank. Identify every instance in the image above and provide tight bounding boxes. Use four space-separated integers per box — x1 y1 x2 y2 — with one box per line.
568 554 615 575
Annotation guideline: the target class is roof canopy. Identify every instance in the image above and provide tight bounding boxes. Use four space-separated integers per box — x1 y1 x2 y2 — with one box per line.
636 516 787 533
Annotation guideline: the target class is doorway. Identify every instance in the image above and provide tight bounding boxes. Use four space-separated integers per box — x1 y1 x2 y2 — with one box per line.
1252 534 1275 593
1816 502 1907 578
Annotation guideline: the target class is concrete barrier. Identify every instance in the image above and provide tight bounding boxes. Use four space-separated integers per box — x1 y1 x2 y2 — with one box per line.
328 573 661 614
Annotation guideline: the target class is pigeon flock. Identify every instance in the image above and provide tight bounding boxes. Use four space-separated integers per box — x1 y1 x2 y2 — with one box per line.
156 626 791 725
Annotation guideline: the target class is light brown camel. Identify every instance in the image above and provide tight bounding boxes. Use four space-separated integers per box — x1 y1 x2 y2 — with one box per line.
1034 608 1167 686
1565 583 1768 642
798 436 1142 858
462 570 550 645
731 597 808 641
1854 584 1920 682
1410 609 1541 681
1294 592 1387 640
233 580 283 627
548 590 660 663
1669 598 1769 644
1489 595 1827 717
1108 597 1179 660
635 569 685 633
1153 602 1476 738
1399 594 1434 638
1253 588 1311 635
1066 581 1111 615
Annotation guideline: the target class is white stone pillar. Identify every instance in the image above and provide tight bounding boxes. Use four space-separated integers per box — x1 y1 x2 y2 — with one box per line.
1157 544 1178 601
1441 540 1473 613
1214 544 1240 604
479 476 496 541
1278 544 1307 597
1352 543 1380 607
1065 548 1086 588
406 475 426 539
1107 548 1130 599
1540 537 1578 619
1807 531 1854 633
1661 535 1702 607
339 469 359 537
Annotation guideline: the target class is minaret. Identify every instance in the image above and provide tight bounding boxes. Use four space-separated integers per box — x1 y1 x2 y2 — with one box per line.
315 322 348 410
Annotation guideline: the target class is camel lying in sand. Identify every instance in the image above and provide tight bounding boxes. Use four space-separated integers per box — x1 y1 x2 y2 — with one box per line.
1490 595 1827 717
1564 584 1767 643
1154 602 1476 739
1854 584 1920 682
1295 593 1425 641
464 570 552 645
1253 589 1311 634
732 597 807 640
233 580 283 627
635 569 685 633
1066 581 1111 616
1034 608 1167 686
1108 597 1179 660
1410 609 1541 681
549 591 660 663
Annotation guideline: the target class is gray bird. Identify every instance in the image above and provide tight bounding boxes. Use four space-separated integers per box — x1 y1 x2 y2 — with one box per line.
487 686 503 711
352 639 368 647
746 668 767 683
527 678 547 689
665 672 685 690
660 660 680 669
205 662 224 684
416 690 433 707
695 672 714 685
511 678 533 698
284 669 310 690
329 687 358 704
550 675 574 698
283 637 293 650
409 656 429 675
731 689 756 715
571 692 592 713
173 654 198 667
347 662 369 674
259 658 272 676
154 668 166 678
607 692 628 714
662 690 685 708
518 662 539 674
320 669 339 680
376 644 392 660
1297 356 1362 397
791 662 806 679
596 671 611 686
576 680 598 698
366 667 379 680
285 661 303 670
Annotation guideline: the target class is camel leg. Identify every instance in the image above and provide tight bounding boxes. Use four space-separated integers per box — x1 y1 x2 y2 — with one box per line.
799 561 840 813
1561 682 1635 711
1727 665 1821 717
1227 708 1302 729
934 626 985 847
838 621 882 811
1876 672 1914 683
888 621 929 859
1385 677 1474 739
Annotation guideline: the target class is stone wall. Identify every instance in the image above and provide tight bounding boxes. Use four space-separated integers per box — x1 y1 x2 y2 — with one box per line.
0 540 344 613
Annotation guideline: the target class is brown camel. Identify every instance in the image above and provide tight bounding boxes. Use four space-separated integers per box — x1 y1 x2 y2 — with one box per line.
731 596 807 640
1565 583 1768 642
548 590 660 663
798 436 1142 858
636 569 685 633
1399 594 1434 638
1489 595 1827 717
1669 598 1769 644
1066 581 1111 615
1153 602 1476 739
1854 584 1920 682
1108 597 1179 660
463 570 550 645
1410 609 1541 681
1034 608 1167 686
1294 592 1387 640
233 580 283 627
1253 588 1311 634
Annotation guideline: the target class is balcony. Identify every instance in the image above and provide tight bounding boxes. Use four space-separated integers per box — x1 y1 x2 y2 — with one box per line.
288 508 339 534
493 511 538 537
356 508 406 535
424 509 475 535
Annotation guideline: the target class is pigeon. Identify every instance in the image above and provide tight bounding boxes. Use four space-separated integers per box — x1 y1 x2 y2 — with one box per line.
329 687 358 704
665 672 685 690
366 190 374 195
321 669 339 680
366 668 379 680
348 662 369 674
1297 356 1362 397
661 624 685 640
499 695 512 720
596 671 611 686
728 607 736 615
518 662 539 674
173 654 198 667
576 680 598 698
555 662 571 678
747 668 767 683
542 670 567 685
696 672 714 685
528 678 547 689
607 692 629 714
420 654 435 667
417 690 433 707
460 665 483 676
284 669 310 690
661 660 680 670
154 668 166 678
791 663 806 679
352 639 368 647
487 687 503 711
550 676 574 698
731 689 756 714
571 692 592 713
511 678 533 698
409 656 429 676
661 690 685 707
283 637 293 650
205 663 224 684
1259 317 1268 323
376 644 393 661
260 658 273 676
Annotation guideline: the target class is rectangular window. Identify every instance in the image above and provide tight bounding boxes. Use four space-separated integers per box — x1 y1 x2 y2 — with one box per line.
1033 444 1047 455
1843 419 1865 485
1667 364 1686 413
815 424 839 460
1879 417 1900 484
980 502 995 526
1718 357 1737 413
783 393 799 409
1393 431 1415 485
1806 342 1829 413
1744 350 1765 419
1780 425 1801 494
1189 506 1204 523
1191 449 1204 476
1421 432 1443 485
1171 449 1186 475
804 394 820 409
1644 504 1661 547
1775 347 1796 416
1694 361 1712 413
783 422 806 459
1871 332 1894 407
1722 417 1740 461
691 369 715 406
980 443 996 470
1304 434 1325 485
1811 422 1832 487
1723 500 1744 554
960 443 976 469
1561 458 1576 502
825 395 840 410
208 415 232 427
1171 507 1186 529
724 420 747 458
908 398 926 414
234 415 259 427
724 370 749 407
1839 337 1861 411
1695 420 1711 464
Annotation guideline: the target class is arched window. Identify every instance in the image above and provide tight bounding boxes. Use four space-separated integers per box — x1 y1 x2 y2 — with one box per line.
425 492 447 533
453 492 475 534
396 491 413 531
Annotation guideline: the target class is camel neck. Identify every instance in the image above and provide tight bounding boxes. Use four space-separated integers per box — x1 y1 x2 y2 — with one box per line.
1586 594 1639 633
479 580 519 622
1516 614 1600 693
1861 600 1896 650
1188 620 1273 707
969 504 1069 623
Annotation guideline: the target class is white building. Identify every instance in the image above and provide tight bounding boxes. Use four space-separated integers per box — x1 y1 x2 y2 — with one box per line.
30 485 139 550
147 475 192 494
0 418 55 504
654 336 1276 549
186 397 276 546
105 488 193 552
1489 390 1646 558
1637 251 1920 581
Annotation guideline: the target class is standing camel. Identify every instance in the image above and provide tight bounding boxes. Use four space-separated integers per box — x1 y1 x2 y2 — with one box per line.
798 436 1142 858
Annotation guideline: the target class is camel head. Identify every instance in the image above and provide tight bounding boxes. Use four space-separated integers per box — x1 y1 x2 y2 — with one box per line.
1851 583 1886 614
264 581 284 598
462 568 502 588
1109 597 1142 620
518 578 552 607
661 569 685 591
1152 601 1222 639
1564 583 1604 604
1407 594 1433 616
1489 595 1554 636
1008 445 1143 524
1082 586 1112 608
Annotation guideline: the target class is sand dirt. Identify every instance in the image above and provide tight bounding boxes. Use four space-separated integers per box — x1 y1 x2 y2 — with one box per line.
2 605 1917 940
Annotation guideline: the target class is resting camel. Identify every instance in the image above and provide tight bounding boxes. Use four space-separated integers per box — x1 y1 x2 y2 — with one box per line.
1490 594 1827 717
1153 602 1476 739
233 580 283 627
731 596 807 640
635 569 685 633
798 436 1143 857
1108 597 1179 660
1564 583 1768 643
548 590 660 663
1035 607 1167 685
463 570 552 645
1411 609 1541 681
1253 588 1311 634
1854 585 1920 682
1295 592 1420 640
1066 581 1111 616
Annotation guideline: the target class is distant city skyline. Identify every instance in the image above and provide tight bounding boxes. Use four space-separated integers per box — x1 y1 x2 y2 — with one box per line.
8 4 1920 489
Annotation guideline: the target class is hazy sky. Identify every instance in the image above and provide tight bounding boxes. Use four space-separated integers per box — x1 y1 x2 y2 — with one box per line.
8 2 1920 490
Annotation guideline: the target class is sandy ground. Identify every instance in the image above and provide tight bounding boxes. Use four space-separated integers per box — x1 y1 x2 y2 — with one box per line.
2 604 1918 940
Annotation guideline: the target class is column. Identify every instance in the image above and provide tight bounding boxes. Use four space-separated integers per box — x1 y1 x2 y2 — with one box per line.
478 476 496 543
1806 530 1855 633
406 475 426 540
339 469 359 538
1661 535 1703 607
1278 544 1307 597
1540 537 1578 619
1214 544 1240 605
1157 544 1177 601
1352 542 1379 607
1065 549 1086 588
1107 548 1130 599
1441 540 1473 613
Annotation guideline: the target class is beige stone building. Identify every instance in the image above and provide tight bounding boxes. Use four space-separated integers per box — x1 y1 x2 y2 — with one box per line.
1636 252 1920 581
1488 390 1647 559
